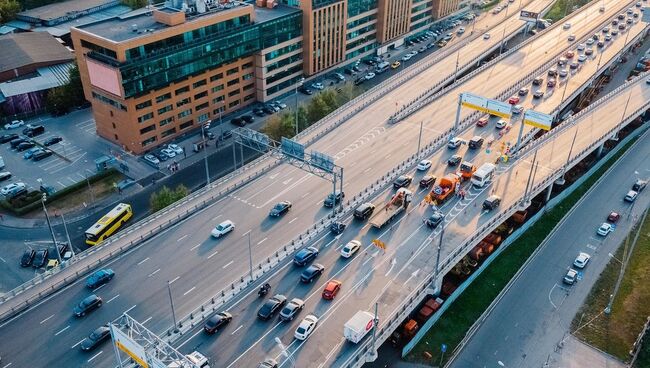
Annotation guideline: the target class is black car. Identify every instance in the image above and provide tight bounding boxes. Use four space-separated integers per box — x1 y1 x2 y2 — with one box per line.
80 326 111 351
532 76 544 85
323 191 344 207
344 68 355 76
293 246 319 266
354 202 375 219
32 149 53 161
74 294 103 317
253 108 266 117
448 154 462 166
426 211 444 228
241 115 255 124
43 136 63 146
300 263 325 283
203 311 233 334
20 249 35 267
0 134 18 143
262 106 276 114
419 175 436 188
16 142 35 151
257 294 287 320
330 221 346 234
22 125 45 137
33 249 48 268
393 175 413 189
468 136 484 149
483 195 501 211
298 86 313 95
354 77 365 86
269 201 292 217
0 171 12 181
231 118 245 127
10 138 27 149
633 179 647 192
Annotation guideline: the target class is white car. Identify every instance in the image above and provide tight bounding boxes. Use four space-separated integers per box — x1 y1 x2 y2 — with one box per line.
457 27 465 34
340 240 362 258
401 54 413 61
311 82 324 90
294 315 319 340
573 252 591 269
624 190 638 202
211 220 235 238
563 22 571 29
512 104 524 114
563 269 578 285
161 148 176 158
144 154 160 165
365 72 376 80
275 101 288 109
597 222 613 236
4 120 24 129
1 182 26 196
578 54 588 62
448 137 462 149
495 120 507 129
167 144 183 155
577 43 585 51
483 33 491 40
417 160 432 171
559 69 568 78
586 38 595 45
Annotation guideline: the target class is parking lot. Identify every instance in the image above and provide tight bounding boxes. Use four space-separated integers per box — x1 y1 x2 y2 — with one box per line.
0 110 156 196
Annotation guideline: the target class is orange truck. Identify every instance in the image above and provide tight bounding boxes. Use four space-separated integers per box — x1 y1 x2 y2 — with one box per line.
459 161 476 181
430 173 460 205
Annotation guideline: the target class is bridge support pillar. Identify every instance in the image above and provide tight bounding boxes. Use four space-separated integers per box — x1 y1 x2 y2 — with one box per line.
596 142 605 158
545 182 553 203
428 275 444 296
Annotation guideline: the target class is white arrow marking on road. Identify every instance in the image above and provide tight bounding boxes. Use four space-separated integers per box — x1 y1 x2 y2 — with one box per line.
231 325 244 335
54 325 70 336
282 178 293 185
403 269 421 286
385 258 397 276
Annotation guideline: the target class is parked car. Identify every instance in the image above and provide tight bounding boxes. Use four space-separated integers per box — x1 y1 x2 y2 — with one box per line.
0 134 18 143
23 147 43 160
22 125 45 137
167 144 184 155
231 118 245 127
20 249 36 267
624 190 638 202
311 82 324 90
596 222 613 236
607 212 620 223
33 249 48 268
0 171 12 182
16 142 35 151
143 154 160 166
573 252 591 269
4 120 24 129
632 179 647 192
32 149 53 161
43 136 63 146
563 269 578 285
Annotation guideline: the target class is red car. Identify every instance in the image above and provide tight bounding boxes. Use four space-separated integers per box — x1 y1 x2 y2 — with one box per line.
322 280 342 300
565 51 575 58
476 117 489 127
508 96 520 105
607 212 620 223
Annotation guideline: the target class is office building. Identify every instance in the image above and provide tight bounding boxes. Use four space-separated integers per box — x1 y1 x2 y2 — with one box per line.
71 0 302 154
431 0 461 19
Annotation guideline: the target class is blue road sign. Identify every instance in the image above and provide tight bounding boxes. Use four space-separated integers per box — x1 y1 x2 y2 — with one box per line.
441 344 447 353
577 271 584 281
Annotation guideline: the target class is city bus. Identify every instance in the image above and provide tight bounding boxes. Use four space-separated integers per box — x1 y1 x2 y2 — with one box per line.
85 203 133 246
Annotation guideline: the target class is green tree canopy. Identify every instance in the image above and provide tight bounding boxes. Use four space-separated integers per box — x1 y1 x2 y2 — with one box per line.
0 0 20 23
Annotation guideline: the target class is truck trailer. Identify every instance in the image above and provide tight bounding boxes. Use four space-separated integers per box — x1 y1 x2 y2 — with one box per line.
368 188 412 228
344 310 376 343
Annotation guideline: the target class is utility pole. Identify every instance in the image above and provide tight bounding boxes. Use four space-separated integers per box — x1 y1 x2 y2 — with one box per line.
295 78 305 137
167 281 179 332
417 121 423 158
40 191 61 263
60 211 74 259
202 121 211 185
247 231 253 282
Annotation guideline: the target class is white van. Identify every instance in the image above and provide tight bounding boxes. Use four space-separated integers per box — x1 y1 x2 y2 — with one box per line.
471 163 496 187
375 61 390 74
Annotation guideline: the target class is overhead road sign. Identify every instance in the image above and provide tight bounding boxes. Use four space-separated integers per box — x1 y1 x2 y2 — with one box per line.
523 109 553 130
281 137 305 160
310 151 335 173
460 93 513 118
110 324 150 368
520 10 540 22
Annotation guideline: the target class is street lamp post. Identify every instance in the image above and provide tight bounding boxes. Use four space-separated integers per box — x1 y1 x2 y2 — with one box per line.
40 192 61 263
295 78 305 137
247 231 253 282
202 120 211 186
167 281 179 332
417 121 423 159
60 211 74 260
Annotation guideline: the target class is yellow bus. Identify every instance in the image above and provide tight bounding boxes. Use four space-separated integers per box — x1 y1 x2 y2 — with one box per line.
85 203 133 246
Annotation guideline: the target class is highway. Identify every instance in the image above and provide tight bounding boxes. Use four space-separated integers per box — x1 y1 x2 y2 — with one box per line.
0 0 641 366
449 128 650 368
169 13 650 368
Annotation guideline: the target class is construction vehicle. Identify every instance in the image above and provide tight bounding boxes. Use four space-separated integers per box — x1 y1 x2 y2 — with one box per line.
429 174 460 205
368 188 412 228
389 319 419 347
511 210 528 224
459 161 476 181
416 297 444 323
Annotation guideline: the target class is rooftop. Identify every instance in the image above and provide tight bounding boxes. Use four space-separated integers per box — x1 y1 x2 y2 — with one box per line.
0 32 74 75
254 4 301 23
18 0 120 24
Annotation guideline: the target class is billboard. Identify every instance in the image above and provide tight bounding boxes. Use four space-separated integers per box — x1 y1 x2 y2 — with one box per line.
520 10 540 22
110 324 150 368
460 93 512 118
523 110 553 130
86 58 123 97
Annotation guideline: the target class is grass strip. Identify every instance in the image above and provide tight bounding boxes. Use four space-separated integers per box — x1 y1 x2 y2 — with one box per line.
406 135 639 365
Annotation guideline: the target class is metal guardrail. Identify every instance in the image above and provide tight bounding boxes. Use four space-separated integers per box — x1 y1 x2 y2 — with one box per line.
340 73 650 368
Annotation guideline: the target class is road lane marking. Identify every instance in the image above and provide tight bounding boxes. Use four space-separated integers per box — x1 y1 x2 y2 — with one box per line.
190 243 201 251
226 322 284 368
177 234 188 242
178 328 203 349
148 268 161 277
301 192 310 198
289 217 298 224
55 325 70 336
213 215 222 221
231 325 243 335
222 260 234 269
88 351 103 362
94 284 106 291
0 257 6 263
208 250 219 259
363 167 373 173
72 338 85 349
183 287 196 296
169 276 180 284
257 237 268 245
137 257 150 265
3 362 13 368
107 294 120 303
124 305 137 314
40 314 55 324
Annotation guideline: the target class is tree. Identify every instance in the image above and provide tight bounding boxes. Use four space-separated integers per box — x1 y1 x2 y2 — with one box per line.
261 114 294 141
45 63 86 115
306 94 331 124
0 0 20 23
121 0 148 9
150 185 189 212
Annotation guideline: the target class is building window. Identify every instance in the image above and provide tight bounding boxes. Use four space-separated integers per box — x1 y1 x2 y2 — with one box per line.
213 106 225 115
138 112 154 123
242 61 253 69
142 136 157 147
210 73 223 82
213 95 225 104
160 116 174 127
227 67 239 75
92 92 127 111
242 72 254 81
157 104 173 115
178 109 192 119
112 122 116 129
196 102 209 111
175 86 190 95
244 94 255 102
155 92 171 103
179 120 194 130
194 91 208 100
198 113 210 122
228 90 240 97
229 100 240 108
243 83 254 91
227 78 240 87
211 85 224 93
161 127 177 138
176 97 191 108
139 124 156 134
135 100 152 110
193 79 207 88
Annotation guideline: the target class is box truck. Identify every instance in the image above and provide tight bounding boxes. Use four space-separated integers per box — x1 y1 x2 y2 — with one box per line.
344 310 375 343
